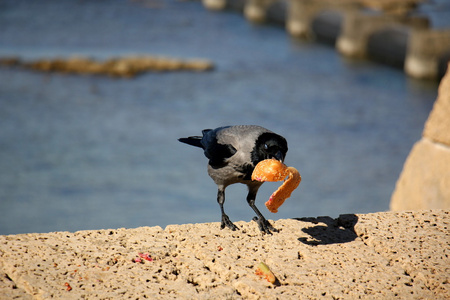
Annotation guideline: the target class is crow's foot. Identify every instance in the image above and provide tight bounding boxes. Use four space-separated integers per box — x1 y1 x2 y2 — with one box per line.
252 216 278 234
221 214 239 231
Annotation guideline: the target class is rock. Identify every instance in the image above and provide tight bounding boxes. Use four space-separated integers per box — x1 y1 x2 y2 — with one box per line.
391 64 450 210
391 138 450 210
423 64 450 146
0 55 214 78
0 57 20 66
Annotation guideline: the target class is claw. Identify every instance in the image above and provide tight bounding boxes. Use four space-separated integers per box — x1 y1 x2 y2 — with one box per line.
252 216 278 234
221 214 239 231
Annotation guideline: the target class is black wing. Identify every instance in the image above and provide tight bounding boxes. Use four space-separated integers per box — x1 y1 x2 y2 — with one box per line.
201 128 237 168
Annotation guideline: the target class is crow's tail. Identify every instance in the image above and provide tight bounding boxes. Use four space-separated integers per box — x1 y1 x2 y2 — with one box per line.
178 136 203 148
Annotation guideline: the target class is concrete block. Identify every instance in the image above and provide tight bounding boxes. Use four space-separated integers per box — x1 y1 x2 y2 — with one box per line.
286 0 357 39
405 30 450 80
202 0 227 11
244 0 276 23
391 138 450 211
337 12 428 58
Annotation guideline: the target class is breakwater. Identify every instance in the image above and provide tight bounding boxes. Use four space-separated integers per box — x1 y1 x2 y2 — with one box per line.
202 0 450 80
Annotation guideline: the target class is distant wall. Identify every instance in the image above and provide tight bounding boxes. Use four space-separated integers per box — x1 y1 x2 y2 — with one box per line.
390 64 450 210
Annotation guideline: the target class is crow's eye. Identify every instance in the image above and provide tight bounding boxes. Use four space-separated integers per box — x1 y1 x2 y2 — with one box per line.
264 143 269 150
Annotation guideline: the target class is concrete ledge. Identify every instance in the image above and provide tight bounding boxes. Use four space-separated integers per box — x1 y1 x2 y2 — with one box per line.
1 210 448 299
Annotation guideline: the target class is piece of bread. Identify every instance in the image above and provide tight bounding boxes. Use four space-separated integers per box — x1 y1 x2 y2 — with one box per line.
252 159 301 213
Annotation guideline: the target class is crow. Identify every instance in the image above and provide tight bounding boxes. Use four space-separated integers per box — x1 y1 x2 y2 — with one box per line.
178 125 288 234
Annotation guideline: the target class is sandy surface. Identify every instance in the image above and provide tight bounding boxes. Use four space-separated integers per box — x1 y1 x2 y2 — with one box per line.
0 210 448 299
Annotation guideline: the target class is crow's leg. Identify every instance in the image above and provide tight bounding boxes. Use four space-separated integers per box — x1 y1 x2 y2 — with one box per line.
247 186 278 234
217 187 238 231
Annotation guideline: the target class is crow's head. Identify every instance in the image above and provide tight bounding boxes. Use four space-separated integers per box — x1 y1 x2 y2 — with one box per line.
251 132 288 165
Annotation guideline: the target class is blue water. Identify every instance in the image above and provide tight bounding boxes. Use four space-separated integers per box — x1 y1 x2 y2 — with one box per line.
0 0 438 235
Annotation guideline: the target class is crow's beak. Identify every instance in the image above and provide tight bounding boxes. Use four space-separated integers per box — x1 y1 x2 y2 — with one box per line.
273 151 284 162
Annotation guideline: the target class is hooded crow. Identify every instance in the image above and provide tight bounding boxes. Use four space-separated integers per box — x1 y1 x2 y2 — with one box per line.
178 125 288 234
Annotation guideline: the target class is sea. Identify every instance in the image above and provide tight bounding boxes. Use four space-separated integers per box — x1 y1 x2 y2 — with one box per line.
0 0 447 234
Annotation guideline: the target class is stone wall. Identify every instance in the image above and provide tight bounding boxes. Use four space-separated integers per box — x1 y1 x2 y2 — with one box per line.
1 211 449 299
390 64 450 210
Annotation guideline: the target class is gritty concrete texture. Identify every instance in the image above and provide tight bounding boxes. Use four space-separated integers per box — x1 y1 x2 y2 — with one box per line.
0 271 33 300
0 210 448 299
391 64 450 211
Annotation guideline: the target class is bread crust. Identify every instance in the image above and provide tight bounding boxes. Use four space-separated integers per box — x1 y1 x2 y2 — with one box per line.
252 159 301 213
